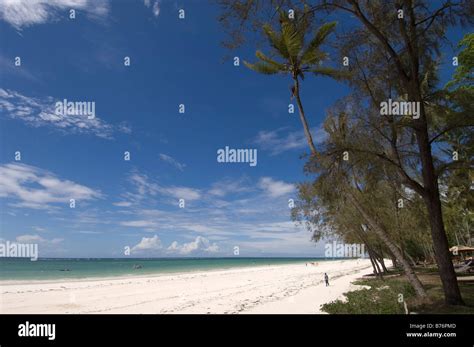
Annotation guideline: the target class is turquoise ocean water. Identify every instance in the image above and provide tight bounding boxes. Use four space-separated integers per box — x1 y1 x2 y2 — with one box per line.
0 257 325 281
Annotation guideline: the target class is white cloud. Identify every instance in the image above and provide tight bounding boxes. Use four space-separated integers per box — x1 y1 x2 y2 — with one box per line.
77 230 102 234
208 177 252 197
120 220 158 229
144 0 160 17
0 163 101 210
126 171 201 202
113 170 320 255
152 1 160 16
16 234 63 244
167 236 219 255
161 186 201 201
0 54 37 81
113 201 133 207
0 89 124 139
180 223 230 235
258 177 294 198
16 234 44 243
253 126 327 155
0 0 109 29
117 121 132 134
131 235 162 252
159 153 186 171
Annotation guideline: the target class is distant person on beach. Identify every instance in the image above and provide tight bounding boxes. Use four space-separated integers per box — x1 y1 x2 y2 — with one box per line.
324 273 329 287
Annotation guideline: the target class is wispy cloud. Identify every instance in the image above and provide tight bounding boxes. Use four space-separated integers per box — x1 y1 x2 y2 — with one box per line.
0 89 129 139
60 167 317 256
161 186 201 201
0 163 101 210
121 219 158 230
0 0 109 29
113 169 311 254
0 54 38 82
144 0 160 17
208 177 253 197
16 234 63 245
124 171 201 204
159 153 186 171
253 126 327 155
113 201 133 207
258 177 295 198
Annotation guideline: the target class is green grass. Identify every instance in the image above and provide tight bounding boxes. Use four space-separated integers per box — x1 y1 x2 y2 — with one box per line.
321 269 474 314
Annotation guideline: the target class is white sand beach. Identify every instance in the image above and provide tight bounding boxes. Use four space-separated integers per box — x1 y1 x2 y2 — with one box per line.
0 259 372 314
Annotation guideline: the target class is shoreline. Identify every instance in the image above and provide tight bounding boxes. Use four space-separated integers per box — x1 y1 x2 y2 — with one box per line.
0 257 357 284
0 259 373 314
0 257 330 283
0 261 318 286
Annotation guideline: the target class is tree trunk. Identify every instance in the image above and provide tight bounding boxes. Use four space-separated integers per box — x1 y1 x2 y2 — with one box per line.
366 245 383 278
371 244 388 273
346 191 427 298
415 97 464 305
368 252 379 276
372 252 384 279
391 257 398 269
345 0 464 305
404 250 417 267
423 183 464 305
378 256 388 273
293 77 318 154
369 247 388 274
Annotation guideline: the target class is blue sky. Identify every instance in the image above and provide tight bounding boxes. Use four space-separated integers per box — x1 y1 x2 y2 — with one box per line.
0 0 465 257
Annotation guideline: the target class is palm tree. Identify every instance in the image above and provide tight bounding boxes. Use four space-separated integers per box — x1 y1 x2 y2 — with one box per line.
244 8 428 299
244 9 341 155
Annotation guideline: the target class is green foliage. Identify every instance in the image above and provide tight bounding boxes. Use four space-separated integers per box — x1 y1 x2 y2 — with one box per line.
321 278 416 314
301 22 337 63
322 273 474 314
220 0 473 305
446 33 474 90
442 168 474 246
243 60 281 74
244 8 341 80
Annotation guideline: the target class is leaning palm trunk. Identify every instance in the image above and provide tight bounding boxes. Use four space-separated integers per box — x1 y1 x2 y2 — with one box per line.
243 8 427 298
293 77 317 154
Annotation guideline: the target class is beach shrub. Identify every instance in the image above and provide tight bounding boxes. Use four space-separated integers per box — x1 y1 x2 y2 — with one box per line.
321 278 415 314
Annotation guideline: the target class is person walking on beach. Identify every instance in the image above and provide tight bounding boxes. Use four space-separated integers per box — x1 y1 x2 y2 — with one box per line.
324 273 329 287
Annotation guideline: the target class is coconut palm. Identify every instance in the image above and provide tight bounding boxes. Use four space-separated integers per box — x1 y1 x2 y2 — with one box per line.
244 10 342 155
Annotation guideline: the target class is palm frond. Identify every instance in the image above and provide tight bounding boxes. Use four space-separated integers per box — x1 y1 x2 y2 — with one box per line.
262 24 289 59
301 22 337 64
281 21 303 61
311 66 348 80
301 49 328 66
281 18 304 61
255 50 287 71
244 61 282 75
